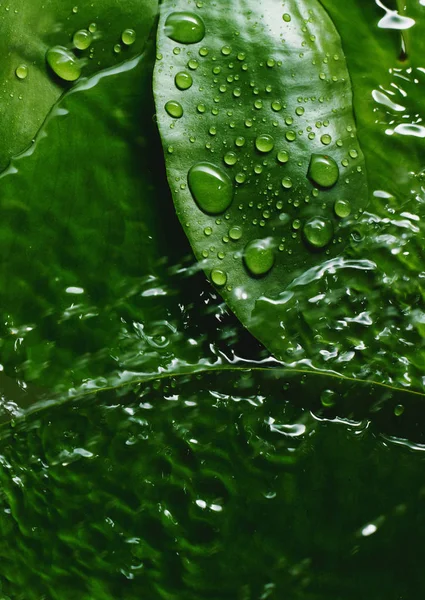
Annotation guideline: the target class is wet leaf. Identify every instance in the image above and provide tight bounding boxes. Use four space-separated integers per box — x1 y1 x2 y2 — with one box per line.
0 0 158 170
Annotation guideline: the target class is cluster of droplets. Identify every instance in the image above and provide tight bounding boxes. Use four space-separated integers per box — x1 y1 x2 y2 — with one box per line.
45 18 137 83
162 9 361 288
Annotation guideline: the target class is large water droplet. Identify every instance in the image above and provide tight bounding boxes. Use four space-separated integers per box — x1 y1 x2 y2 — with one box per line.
165 11 205 44
303 217 334 248
211 269 227 286
308 154 339 188
46 46 82 82
73 29 92 50
188 163 234 214
165 100 183 118
255 134 274 153
244 239 275 276
175 71 193 90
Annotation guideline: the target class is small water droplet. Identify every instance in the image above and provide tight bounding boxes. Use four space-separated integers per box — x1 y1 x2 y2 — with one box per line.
394 404 405 417
349 149 359 159
229 226 243 240
308 154 339 188
188 59 199 70
199 46 209 57
165 100 183 118
114 44 122 54
255 134 274 153
73 29 93 50
321 133 332 146
277 150 289 164
303 217 334 248
175 71 193 90
295 106 305 116
46 46 82 82
211 269 227 286
244 239 275 276
15 64 28 80
285 130 296 142
88 23 97 33
235 136 246 147
165 12 205 44
282 13 291 22
188 162 234 214
321 389 336 407
122 28 136 46
221 45 231 56
224 151 238 166
281 177 293 189
235 172 246 184
204 226 213 236
334 199 351 218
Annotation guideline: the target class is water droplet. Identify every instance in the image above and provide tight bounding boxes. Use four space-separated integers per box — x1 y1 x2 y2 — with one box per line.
165 12 205 44
321 389 336 407
122 28 136 46
235 136 246 147
221 45 231 56
244 239 275 276
334 199 351 218
72 6 78 13
295 106 305 116
292 219 301 230
114 44 122 54
267 58 275 68
308 154 339 188
224 151 238 166
277 150 289 164
255 134 274 153
282 13 291 22
394 404 405 417
165 100 183 118
303 217 334 248
88 23 97 33
211 269 227 286
175 71 193 90
199 46 209 57
281 176 293 189
229 226 243 240
235 172 246 184
15 64 28 80
349 149 359 159
321 133 332 146
73 29 93 50
285 130 296 142
188 162 234 214
204 226 212 236
46 46 82 82
188 59 199 70
271 100 282 112
254 99 263 110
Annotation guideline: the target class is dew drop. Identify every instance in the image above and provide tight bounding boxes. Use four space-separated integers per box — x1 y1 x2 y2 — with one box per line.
271 100 282 112
165 12 205 44
175 71 193 90
334 199 351 218
349 149 358 159
197 103 206 113
188 162 234 214
255 134 274 153
235 136 246 147
229 226 243 240
235 172 246 184
122 28 136 46
114 44 122 54
73 29 93 50
165 100 183 118
281 176 293 189
204 226 213 236
282 13 291 22
295 106 305 116
188 59 199 70
224 151 238 166
277 150 289 164
285 130 296 142
321 133 332 146
199 46 209 57
221 45 231 56
321 389 336 407
88 23 97 33
394 404 405 417
46 46 81 82
303 217 334 248
15 64 28 80
244 239 275 276
211 269 227 286
308 154 339 188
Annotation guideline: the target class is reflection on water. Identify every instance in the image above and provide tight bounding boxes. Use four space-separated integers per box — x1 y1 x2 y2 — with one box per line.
1 0 425 597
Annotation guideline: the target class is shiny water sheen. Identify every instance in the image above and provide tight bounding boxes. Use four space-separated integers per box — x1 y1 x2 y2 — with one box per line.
1 1 425 599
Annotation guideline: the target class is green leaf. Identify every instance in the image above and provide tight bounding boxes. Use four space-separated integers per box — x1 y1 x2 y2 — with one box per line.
0 0 158 170
153 1 369 373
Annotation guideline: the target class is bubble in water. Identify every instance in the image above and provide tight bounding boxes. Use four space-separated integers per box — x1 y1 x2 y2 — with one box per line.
15 64 28 80
229 226 243 240
244 239 275 276
122 29 136 46
255 134 274 153
165 100 183 118
46 46 82 82
188 162 234 214
73 29 92 50
334 199 351 218
175 71 193 90
211 268 227 286
308 154 339 188
165 12 205 44
303 217 334 248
